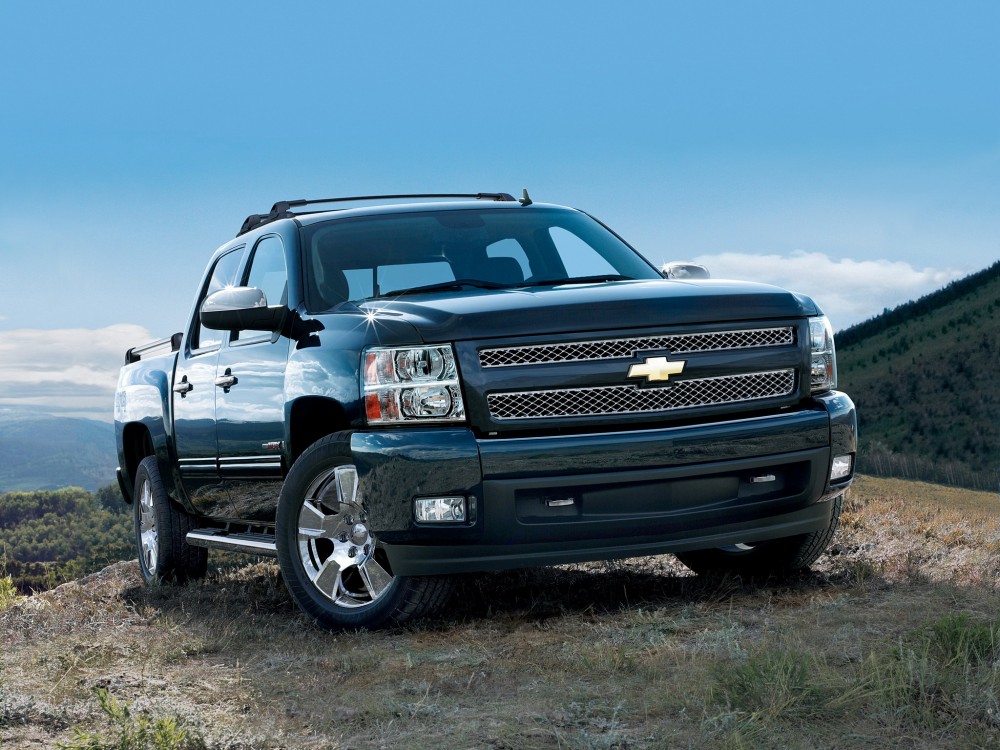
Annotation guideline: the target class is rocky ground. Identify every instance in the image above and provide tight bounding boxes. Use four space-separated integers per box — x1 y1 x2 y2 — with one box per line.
1 476 998 749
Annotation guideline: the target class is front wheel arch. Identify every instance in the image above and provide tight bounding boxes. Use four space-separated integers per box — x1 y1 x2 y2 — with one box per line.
286 396 351 465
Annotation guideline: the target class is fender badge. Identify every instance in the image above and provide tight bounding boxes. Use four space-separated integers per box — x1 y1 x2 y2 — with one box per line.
627 356 686 383
262 441 284 452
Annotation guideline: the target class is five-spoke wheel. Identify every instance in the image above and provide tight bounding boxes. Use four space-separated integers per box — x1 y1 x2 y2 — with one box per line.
296 464 396 608
132 456 207 584
275 432 453 629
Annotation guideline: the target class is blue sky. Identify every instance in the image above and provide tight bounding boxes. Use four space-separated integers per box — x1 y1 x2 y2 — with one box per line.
1 1 998 419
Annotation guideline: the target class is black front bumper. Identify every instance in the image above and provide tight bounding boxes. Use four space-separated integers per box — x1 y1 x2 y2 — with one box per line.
351 391 856 576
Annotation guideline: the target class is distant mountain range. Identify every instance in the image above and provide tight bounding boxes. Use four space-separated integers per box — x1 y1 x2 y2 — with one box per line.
837 260 1000 490
0 411 117 493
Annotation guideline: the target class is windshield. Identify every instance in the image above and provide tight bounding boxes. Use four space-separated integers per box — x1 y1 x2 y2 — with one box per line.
300 207 661 311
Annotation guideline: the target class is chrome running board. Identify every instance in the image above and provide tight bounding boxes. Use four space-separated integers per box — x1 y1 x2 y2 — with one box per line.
186 527 278 557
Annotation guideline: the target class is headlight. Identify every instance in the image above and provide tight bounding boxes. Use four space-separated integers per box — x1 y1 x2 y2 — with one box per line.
809 316 837 393
363 345 466 424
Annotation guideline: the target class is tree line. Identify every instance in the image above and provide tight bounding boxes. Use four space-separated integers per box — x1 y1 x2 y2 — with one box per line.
0 485 133 592
837 260 1000 345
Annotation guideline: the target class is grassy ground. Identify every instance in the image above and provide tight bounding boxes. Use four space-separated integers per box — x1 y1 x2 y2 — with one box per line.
1 476 998 749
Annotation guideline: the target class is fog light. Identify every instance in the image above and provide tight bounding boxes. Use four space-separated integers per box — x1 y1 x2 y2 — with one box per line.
414 496 467 523
831 454 853 481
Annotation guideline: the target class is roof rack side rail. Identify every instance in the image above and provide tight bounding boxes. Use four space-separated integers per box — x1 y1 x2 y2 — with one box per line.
237 192 518 236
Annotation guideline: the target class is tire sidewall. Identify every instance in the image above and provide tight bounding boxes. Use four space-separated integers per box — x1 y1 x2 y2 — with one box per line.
677 494 845 577
275 434 408 629
133 456 166 584
132 455 207 585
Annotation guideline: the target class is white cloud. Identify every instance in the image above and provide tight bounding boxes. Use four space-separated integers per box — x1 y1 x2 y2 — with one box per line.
0 324 152 422
689 251 965 329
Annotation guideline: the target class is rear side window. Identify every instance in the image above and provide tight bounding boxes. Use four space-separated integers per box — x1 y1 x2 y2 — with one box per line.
192 247 244 351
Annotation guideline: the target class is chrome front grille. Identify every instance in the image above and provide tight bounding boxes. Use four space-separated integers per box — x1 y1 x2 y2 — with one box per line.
479 327 794 368
487 369 796 421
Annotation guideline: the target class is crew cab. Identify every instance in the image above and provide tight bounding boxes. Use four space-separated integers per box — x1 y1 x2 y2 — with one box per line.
114 192 856 629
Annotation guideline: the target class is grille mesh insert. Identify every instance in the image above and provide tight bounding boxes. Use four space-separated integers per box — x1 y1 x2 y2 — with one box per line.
487 369 796 420
479 327 794 368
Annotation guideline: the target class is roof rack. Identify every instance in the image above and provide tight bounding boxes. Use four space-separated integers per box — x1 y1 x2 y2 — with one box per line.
237 192 518 236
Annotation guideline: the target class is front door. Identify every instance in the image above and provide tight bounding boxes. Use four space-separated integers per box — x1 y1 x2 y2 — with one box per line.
209 234 290 521
172 245 246 502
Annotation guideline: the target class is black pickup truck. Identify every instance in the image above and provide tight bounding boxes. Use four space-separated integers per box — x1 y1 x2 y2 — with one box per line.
114 192 856 629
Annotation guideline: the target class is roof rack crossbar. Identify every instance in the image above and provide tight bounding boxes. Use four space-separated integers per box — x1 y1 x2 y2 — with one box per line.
238 192 517 236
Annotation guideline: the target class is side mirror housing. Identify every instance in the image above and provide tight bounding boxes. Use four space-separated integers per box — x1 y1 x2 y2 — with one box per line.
200 287 286 332
661 262 711 280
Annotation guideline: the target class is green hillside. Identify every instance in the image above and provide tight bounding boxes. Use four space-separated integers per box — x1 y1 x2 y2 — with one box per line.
837 261 1000 490
0 486 132 591
0 411 117 492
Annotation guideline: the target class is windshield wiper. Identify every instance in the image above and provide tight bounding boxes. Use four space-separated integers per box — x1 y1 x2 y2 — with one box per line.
383 278 512 297
521 274 635 287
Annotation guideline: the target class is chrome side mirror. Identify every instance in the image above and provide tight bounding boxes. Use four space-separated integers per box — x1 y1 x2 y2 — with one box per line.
661 262 711 280
200 286 286 331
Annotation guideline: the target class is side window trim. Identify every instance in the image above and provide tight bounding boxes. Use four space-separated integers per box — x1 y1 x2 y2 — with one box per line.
188 244 246 356
230 234 287 348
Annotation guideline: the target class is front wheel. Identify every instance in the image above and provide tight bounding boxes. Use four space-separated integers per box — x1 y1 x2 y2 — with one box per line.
675 494 844 577
275 432 452 629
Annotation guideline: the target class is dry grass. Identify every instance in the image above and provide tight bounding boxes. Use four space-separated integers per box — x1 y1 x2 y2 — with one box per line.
2 475 999 749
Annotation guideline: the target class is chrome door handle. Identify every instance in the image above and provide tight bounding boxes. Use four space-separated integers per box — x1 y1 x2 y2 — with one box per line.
215 369 238 391
172 377 193 396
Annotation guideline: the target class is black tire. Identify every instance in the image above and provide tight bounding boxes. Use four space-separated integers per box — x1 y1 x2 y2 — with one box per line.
133 456 208 584
675 494 844 577
275 432 453 630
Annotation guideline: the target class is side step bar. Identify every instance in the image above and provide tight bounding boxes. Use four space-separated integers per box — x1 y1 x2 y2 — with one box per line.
186 527 278 557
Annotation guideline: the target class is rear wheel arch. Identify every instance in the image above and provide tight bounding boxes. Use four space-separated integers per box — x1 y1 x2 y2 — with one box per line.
121 423 155 503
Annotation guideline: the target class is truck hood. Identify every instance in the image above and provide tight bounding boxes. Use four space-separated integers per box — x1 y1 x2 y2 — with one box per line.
351 279 820 343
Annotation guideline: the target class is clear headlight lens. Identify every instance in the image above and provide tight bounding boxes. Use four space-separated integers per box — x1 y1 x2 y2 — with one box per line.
809 316 837 393
363 345 466 424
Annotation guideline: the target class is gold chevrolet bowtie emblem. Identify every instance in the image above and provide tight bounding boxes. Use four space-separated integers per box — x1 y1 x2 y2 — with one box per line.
627 356 686 382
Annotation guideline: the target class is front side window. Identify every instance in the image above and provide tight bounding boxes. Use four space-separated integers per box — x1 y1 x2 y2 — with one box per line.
245 235 287 307
232 235 287 344
300 207 660 311
193 247 244 351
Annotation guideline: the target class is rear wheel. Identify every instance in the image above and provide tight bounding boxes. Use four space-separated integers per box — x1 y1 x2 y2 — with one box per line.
133 456 207 584
676 494 844 577
275 432 452 629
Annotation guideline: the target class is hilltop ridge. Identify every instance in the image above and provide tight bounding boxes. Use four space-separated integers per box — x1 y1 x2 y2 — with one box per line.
837 261 1000 489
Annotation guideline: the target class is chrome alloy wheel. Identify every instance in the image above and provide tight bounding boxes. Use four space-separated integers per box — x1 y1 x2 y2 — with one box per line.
296 465 394 608
138 478 159 574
